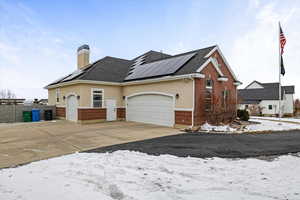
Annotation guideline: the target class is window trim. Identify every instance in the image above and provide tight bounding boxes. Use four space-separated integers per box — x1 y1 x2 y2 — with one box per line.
56 88 60 102
206 79 213 89
91 88 104 108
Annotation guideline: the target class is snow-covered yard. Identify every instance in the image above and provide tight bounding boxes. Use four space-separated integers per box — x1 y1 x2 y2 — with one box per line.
252 116 300 123
1 151 300 200
201 118 300 133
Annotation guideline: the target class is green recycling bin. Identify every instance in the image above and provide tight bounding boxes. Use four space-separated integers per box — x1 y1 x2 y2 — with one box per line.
23 111 32 122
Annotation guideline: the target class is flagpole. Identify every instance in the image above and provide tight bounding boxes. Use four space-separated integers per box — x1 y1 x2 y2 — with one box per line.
278 22 282 119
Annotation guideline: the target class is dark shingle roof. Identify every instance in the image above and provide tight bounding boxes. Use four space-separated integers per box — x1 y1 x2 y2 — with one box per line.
238 82 295 103
132 50 171 64
283 85 295 94
77 56 133 82
47 45 223 87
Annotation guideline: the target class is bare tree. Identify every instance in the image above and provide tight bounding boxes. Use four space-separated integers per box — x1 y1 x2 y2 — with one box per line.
0 89 16 99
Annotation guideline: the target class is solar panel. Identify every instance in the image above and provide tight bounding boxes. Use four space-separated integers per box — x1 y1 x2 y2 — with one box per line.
125 52 196 81
62 69 84 82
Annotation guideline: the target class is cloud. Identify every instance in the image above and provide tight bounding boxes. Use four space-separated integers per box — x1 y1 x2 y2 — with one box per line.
0 2 78 99
230 0 300 98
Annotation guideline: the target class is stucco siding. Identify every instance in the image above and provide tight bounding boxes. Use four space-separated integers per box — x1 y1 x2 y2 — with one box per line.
48 84 123 108
123 79 194 109
79 84 123 107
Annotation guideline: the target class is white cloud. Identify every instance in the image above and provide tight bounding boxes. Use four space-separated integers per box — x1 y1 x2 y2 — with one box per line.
0 2 79 99
230 0 300 98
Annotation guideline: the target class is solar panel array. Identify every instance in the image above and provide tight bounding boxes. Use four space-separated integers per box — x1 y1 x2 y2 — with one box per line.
62 69 84 81
125 52 196 81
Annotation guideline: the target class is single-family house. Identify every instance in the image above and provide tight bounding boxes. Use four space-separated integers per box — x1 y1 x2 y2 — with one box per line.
238 81 295 116
45 44 241 127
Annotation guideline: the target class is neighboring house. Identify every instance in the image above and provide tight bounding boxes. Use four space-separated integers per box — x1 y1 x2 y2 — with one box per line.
238 81 295 116
45 44 241 127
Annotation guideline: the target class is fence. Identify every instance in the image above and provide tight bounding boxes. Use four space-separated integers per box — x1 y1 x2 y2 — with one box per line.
0 105 56 123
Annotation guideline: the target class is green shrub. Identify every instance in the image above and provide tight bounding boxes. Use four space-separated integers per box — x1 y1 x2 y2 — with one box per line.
237 109 249 121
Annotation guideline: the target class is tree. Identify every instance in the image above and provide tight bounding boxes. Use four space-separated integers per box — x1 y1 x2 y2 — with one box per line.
0 89 16 99
206 90 237 125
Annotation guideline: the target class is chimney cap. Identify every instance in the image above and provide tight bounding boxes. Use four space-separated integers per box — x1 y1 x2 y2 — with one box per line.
77 44 90 52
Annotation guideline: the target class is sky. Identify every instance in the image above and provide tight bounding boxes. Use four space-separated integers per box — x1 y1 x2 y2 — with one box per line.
0 0 299 99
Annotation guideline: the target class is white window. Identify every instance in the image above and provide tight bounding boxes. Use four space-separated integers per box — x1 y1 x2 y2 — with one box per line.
206 79 213 89
56 88 60 102
91 89 104 108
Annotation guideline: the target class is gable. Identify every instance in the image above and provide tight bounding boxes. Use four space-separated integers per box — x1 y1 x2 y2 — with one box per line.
196 46 238 81
245 81 264 89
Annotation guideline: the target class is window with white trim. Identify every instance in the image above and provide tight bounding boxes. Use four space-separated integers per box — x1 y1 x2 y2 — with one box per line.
56 88 60 102
206 79 213 89
92 89 103 108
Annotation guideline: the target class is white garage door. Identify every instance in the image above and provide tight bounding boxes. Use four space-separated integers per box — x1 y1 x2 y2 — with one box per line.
127 94 174 127
66 95 78 122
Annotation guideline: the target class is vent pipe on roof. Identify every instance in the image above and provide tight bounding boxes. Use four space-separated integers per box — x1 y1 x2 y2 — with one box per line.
77 44 90 69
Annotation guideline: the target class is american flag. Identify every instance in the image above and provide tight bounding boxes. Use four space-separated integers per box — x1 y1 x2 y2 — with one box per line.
279 24 286 55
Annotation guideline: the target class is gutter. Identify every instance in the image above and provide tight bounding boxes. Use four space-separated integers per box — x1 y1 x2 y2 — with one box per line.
44 73 205 89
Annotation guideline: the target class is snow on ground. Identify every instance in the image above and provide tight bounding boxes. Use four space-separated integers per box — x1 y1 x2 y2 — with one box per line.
252 116 300 123
1 151 300 200
201 122 235 132
246 119 300 132
201 118 300 133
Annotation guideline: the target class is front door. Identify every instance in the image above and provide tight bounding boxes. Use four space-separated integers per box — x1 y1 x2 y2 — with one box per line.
106 99 116 121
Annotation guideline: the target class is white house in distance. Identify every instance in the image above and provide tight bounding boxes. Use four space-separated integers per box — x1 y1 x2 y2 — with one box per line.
238 81 295 116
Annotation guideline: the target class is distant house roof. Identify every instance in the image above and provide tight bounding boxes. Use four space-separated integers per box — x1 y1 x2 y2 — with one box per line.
46 45 239 88
238 81 295 104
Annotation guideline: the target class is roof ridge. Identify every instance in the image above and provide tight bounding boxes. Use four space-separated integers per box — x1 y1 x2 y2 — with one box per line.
144 45 217 64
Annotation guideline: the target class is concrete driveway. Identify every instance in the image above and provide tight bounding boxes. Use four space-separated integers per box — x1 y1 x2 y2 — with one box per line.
0 121 180 168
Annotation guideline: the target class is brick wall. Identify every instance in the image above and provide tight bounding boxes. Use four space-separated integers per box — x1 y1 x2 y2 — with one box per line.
175 111 192 125
194 51 237 125
117 108 126 119
56 107 65 118
78 108 106 120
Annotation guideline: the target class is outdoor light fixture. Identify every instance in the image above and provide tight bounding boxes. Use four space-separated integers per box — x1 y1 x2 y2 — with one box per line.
176 93 179 99
123 96 126 100
77 96 80 100
63 96 66 100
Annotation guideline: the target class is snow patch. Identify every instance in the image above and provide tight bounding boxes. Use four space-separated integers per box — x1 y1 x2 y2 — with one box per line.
1 151 300 200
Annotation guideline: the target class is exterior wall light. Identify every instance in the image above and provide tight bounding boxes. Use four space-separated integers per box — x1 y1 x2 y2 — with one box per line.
63 96 66 100
77 96 80 100
123 96 126 100
176 93 179 99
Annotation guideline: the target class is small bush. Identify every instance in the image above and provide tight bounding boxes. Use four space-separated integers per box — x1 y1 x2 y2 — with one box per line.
237 109 249 121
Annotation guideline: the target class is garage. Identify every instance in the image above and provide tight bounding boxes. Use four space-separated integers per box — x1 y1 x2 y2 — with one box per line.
126 93 174 127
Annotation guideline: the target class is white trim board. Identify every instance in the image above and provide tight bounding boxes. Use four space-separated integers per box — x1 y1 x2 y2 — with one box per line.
45 73 205 89
203 45 239 81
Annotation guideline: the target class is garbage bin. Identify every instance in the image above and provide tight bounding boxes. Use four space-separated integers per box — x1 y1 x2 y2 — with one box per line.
32 109 40 122
44 110 53 121
23 111 32 122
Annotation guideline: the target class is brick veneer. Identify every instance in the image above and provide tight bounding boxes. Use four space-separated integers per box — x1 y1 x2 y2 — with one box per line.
194 50 237 126
56 107 66 118
117 108 126 119
78 108 106 120
175 111 192 125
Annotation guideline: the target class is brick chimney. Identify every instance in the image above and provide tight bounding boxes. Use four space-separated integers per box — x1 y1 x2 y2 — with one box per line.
77 44 90 69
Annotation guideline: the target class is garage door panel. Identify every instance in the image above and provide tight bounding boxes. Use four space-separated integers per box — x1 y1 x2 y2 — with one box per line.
127 94 174 127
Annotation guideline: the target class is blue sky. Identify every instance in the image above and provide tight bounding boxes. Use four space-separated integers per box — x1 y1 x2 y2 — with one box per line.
0 0 299 98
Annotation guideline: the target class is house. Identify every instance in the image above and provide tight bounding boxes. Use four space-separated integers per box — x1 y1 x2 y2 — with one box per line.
238 81 295 116
45 44 241 127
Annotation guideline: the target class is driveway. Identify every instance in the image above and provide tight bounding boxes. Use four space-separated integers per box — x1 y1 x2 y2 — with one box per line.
0 121 180 168
87 131 300 158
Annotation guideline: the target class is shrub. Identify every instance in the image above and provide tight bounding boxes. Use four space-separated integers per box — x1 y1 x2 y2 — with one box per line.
237 109 249 121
